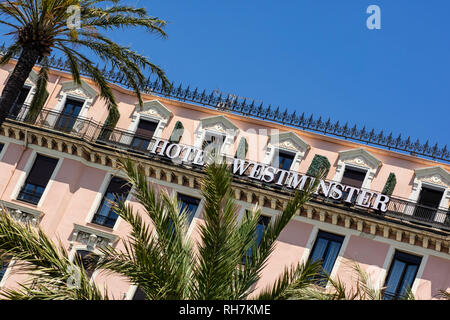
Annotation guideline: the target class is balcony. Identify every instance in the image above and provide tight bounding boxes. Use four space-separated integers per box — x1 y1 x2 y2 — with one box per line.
4 105 450 232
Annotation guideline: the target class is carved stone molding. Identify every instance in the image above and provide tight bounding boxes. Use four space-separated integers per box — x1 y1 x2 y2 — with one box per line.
264 131 310 171
333 148 382 189
69 224 118 250
0 200 43 226
2 120 449 256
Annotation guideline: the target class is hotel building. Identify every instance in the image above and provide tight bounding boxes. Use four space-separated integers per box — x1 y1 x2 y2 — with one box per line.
0 59 449 300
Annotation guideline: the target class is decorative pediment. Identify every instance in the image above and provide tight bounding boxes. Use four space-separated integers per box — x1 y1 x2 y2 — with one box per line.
0 200 43 226
60 79 98 101
137 100 173 121
200 115 239 135
269 131 309 153
414 166 450 188
69 224 118 250
24 69 39 87
338 148 382 169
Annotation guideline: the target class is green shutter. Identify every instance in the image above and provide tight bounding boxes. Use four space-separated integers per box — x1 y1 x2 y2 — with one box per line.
235 137 248 159
382 173 396 196
169 121 184 143
306 155 331 177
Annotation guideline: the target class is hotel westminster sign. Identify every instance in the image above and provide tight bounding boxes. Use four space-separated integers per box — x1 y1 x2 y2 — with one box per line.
147 138 391 213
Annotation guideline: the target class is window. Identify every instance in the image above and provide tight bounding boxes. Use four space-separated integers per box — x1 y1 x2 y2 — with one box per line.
341 166 367 203
413 186 443 221
177 194 200 226
383 251 422 300
243 212 271 263
74 250 100 279
9 86 31 118
55 98 84 133
0 143 4 154
131 119 158 151
273 150 295 171
255 215 271 247
92 177 131 228
0 257 10 283
17 154 58 205
308 231 344 286
132 286 146 300
341 167 366 188
272 150 295 184
202 132 225 156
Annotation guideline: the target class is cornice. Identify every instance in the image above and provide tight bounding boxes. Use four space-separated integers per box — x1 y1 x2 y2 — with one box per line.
1 121 449 257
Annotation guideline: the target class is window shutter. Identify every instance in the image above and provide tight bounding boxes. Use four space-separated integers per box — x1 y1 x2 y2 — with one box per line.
27 155 58 186
382 173 397 196
14 86 31 106
235 137 248 159
306 155 331 177
169 121 184 143
341 168 366 188
135 120 158 139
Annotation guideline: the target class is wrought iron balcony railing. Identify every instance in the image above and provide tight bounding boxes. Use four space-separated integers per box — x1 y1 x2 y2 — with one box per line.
1 43 448 163
4 105 450 231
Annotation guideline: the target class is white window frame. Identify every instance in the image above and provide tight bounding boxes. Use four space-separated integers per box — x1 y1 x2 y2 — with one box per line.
201 130 228 156
378 246 427 298
125 114 162 150
262 132 310 171
269 147 298 171
85 171 133 231
0 259 15 288
124 100 173 148
45 80 97 133
0 141 9 161
302 226 350 290
337 163 370 188
68 246 103 284
195 115 239 157
11 150 63 208
5 68 39 121
173 189 205 238
332 148 382 189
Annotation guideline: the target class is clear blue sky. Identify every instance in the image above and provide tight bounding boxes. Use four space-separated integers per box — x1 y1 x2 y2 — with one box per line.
2 0 450 147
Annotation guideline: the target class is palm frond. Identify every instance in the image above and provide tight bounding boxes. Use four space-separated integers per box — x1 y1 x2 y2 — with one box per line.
256 260 322 300
0 208 107 300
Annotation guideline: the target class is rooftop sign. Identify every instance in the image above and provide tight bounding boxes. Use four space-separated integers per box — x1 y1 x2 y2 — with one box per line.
149 138 391 213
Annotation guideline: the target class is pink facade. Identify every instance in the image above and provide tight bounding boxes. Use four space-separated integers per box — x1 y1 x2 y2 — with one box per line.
0 63 449 299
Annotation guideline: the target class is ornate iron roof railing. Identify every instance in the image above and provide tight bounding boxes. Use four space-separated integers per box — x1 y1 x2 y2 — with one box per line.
0 43 448 163
4 105 450 231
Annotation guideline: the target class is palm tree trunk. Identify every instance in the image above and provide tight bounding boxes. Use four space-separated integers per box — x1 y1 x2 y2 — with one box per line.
0 45 41 125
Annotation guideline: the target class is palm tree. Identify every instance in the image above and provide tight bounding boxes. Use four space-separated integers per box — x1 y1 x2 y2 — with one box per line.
296 262 416 300
0 160 327 300
0 209 106 299
0 0 170 126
